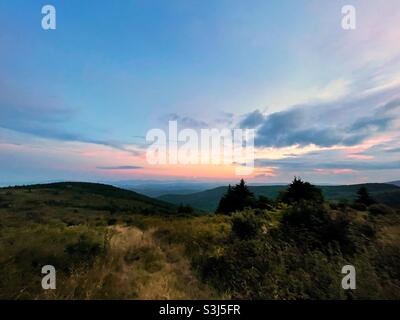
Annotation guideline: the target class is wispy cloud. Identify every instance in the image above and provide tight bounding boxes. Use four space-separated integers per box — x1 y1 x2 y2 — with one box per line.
0 79 146 156
161 113 209 129
96 165 143 170
256 158 400 172
386 147 400 153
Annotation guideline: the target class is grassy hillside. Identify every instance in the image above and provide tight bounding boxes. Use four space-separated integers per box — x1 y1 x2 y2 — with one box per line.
158 183 400 211
0 181 399 299
1 182 177 215
0 183 223 299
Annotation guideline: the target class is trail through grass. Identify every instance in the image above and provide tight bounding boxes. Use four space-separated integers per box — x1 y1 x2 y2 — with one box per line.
38 225 219 299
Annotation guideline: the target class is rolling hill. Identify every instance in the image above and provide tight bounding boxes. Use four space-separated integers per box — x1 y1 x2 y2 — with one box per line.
0 182 177 215
1 181 399 299
158 183 400 212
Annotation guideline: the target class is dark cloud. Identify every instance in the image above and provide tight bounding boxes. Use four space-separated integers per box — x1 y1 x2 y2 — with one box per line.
348 98 399 133
239 109 265 128
254 96 400 148
349 116 392 131
96 165 143 170
255 107 345 147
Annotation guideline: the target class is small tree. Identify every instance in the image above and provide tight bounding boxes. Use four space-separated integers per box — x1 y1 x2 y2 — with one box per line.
280 177 324 204
217 179 256 214
356 187 375 206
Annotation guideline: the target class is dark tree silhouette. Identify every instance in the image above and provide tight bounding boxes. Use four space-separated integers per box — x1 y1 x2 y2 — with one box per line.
255 195 273 210
356 187 375 206
177 204 194 214
216 179 256 214
280 177 324 204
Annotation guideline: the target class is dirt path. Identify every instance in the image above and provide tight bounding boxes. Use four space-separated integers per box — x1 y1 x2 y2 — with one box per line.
106 225 216 299
42 225 218 299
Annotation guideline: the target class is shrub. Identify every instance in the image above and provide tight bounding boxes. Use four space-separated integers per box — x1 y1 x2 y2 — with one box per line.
65 235 102 264
177 204 194 214
62 216 85 226
375 245 400 281
255 195 273 210
107 218 117 225
369 204 394 215
351 202 368 211
280 203 374 255
231 211 262 240
281 203 331 231
199 236 346 299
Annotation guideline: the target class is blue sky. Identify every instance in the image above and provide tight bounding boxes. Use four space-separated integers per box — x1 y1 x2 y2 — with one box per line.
0 0 399 185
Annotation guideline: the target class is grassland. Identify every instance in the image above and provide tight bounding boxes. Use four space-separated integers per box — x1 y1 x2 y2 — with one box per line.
0 182 399 299
0 183 228 299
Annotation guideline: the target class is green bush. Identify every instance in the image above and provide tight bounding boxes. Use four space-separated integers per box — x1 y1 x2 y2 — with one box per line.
199 236 347 299
351 202 368 211
369 204 394 215
231 211 262 240
65 235 102 264
177 204 195 214
107 218 118 225
280 203 374 255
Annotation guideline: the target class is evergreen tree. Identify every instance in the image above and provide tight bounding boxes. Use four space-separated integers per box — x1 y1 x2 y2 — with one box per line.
356 187 375 206
280 177 324 204
216 179 256 214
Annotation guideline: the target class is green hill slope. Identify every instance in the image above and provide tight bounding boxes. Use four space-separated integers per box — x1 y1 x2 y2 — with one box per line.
158 183 400 212
1 182 177 215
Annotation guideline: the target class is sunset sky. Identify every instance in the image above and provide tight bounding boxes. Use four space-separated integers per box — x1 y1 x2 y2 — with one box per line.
0 0 399 185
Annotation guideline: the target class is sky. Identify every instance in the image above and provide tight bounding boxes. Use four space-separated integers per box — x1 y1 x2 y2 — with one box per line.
0 0 399 185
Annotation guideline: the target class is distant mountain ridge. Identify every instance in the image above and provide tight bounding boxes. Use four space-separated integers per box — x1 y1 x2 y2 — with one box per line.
158 183 400 212
115 182 221 198
388 180 400 187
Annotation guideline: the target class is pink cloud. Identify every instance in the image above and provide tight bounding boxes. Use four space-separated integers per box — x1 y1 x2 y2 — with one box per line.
314 168 354 175
346 154 374 160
